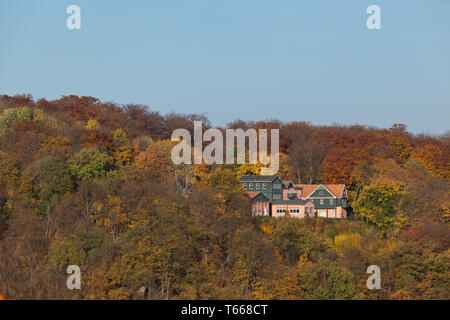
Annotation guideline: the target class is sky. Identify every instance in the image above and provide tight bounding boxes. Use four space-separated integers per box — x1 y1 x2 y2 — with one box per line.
1 0 449 134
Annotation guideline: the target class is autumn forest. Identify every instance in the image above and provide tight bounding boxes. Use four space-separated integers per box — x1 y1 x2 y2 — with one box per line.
0 94 448 300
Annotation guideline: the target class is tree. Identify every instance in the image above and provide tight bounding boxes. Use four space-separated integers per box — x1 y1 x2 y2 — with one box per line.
353 183 405 235
282 122 324 184
319 262 360 300
69 147 110 181
387 124 412 164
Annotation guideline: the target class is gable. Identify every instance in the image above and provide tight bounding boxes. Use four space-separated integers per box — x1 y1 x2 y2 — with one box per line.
272 176 283 186
247 191 269 201
252 192 270 201
283 180 294 189
309 185 334 198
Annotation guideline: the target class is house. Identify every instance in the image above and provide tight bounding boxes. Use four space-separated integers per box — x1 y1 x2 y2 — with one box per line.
240 175 348 219
241 175 282 217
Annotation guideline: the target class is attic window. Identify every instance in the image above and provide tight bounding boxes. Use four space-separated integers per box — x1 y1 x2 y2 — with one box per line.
319 191 324 195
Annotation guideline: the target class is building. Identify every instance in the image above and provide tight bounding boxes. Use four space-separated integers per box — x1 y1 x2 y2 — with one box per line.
240 175 348 218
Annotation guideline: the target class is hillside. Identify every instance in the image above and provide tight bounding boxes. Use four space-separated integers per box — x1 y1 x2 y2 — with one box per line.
0 94 448 300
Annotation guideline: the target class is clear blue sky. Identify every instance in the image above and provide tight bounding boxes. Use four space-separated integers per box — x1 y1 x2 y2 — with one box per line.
1 0 449 134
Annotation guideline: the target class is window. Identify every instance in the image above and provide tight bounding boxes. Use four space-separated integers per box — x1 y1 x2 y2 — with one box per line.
276 208 286 213
320 199 324 205
273 194 281 200
273 183 281 189
256 183 260 189
290 207 299 213
249 183 253 189
330 199 334 205
262 183 267 189
242 183 247 188
330 210 336 218
319 210 327 218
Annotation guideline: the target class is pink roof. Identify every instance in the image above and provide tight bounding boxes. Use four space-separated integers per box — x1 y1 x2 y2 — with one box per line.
294 184 346 198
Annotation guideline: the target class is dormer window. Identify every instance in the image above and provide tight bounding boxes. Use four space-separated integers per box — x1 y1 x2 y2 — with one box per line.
262 183 267 189
256 183 260 189
249 183 253 189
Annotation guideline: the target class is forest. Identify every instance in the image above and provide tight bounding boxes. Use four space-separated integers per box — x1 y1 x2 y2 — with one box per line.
0 94 448 300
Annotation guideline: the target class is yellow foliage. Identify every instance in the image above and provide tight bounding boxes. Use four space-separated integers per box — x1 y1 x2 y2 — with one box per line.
86 118 99 129
440 200 450 224
297 253 309 269
334 233 362 254
260 222 274 235
107 287 130 300
251 278 275 300
134 140 177 183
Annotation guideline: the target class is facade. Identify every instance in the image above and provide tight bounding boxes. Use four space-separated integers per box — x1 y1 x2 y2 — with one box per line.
240 175 348 219
246 191 270 216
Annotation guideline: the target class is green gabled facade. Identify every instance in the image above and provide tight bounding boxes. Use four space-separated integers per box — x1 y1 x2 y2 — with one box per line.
309 185 334 198
307 184 347 210
239 175 283 202
251 192 270 201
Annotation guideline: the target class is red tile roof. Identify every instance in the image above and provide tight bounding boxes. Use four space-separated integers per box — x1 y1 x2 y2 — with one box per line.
294 184 346 198
246 191 262 199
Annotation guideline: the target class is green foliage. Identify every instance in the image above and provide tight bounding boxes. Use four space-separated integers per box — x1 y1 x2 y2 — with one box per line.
0 106 33 128
25 156 73 200
112 129 130 148
48 239 85 272
271 218 333 264
353 183 405 235
74 227 110 257
319 262 360 300
0 106 57 134
69 147 110 181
